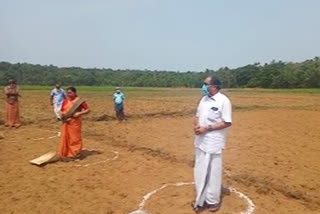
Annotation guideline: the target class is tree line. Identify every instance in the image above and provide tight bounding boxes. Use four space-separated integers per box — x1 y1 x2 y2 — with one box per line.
0 57 320 88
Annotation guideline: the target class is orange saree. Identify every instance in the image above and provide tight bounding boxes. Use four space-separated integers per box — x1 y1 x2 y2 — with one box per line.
4 86 21 127
58 97 88 158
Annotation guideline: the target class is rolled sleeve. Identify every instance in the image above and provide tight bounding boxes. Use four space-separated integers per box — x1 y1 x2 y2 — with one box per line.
221 99 232 123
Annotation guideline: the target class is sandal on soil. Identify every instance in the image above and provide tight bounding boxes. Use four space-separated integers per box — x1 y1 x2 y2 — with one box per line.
205 203 220 212
191 201 205 213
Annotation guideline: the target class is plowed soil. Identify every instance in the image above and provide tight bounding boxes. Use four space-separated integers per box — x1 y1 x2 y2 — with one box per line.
0 88 319 214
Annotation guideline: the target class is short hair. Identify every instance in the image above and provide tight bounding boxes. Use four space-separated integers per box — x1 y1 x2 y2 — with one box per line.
210 76 221 90
66 86 77 93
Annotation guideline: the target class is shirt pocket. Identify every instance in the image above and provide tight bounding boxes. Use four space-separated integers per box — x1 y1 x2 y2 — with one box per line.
207 108 221 123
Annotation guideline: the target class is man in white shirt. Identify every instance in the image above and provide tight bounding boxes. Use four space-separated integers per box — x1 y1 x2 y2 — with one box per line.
50 83 66 120
193 76 232 212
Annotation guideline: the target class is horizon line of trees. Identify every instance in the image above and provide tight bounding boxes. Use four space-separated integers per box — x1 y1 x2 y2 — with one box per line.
0 57 320 88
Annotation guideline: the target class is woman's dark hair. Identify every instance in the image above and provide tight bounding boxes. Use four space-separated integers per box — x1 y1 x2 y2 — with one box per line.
67 86 77 93
8 79 16 84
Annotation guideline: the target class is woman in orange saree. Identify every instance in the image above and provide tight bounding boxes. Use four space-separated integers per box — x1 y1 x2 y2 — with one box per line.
4 79 21 128
58 87 90 159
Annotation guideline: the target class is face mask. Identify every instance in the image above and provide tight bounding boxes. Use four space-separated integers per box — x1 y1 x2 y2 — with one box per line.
201 84 209 96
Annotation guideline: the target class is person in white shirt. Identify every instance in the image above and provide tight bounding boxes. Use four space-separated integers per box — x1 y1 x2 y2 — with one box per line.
193 76 232 212
113 87 125 121
50 83 66 120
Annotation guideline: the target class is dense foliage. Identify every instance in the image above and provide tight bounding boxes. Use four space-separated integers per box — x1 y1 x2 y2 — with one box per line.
1 57 320 88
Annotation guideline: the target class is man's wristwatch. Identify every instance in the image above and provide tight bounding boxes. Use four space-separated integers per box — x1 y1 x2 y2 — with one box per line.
206 125 214 132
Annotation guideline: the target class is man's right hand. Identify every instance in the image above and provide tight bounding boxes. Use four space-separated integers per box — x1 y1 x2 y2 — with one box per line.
194 125 200 132
195 126 208 135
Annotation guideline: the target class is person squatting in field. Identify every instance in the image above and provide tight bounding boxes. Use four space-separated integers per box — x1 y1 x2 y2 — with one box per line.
50 83 66 121
59 86 90 161
113 87 125 121
193 76 232 212
4 79 21 128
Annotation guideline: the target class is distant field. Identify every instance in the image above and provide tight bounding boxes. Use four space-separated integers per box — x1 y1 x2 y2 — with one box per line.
20 85 178 92
20 85 320 94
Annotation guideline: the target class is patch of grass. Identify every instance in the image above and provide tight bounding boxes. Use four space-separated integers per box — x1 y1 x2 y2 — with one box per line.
20 85 53 90
20 85 181 92
21 86 320 95
19 85 202 98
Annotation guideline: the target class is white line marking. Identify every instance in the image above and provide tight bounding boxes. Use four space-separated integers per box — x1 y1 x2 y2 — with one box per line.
138 182 194 210
3 129 118 168
1 130 61 142
128 182 255 214
229 187 256 214
32 132 61 141
0 140 17 143
74 151 119 167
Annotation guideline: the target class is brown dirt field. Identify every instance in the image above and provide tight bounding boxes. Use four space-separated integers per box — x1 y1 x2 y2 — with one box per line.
0 88 319 214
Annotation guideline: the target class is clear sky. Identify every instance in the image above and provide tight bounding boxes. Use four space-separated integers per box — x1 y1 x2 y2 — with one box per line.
1 0 320 71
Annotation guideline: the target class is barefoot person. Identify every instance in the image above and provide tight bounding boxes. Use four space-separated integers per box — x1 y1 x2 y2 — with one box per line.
193 76 232 212
59 87 90 160
50 83 66 120
113 87 125 121
4 79 21 128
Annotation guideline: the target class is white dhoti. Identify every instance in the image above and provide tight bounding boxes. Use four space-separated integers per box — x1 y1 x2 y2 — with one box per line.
53 103 62 119
194 148 222 207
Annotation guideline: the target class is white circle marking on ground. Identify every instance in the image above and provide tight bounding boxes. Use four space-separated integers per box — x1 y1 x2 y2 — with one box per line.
2 129 119 168
32 131 61 141
54 150 119 168
128 182 255 214
73 151 119 167
1 129 61 142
